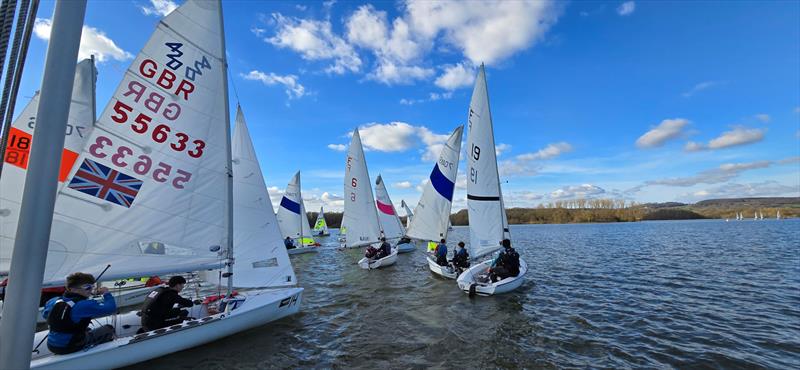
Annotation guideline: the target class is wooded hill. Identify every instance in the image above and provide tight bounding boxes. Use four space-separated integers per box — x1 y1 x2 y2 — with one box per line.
307 197 800 227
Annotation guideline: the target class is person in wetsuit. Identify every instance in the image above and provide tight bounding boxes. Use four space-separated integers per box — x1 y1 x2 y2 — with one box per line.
140 276 195 331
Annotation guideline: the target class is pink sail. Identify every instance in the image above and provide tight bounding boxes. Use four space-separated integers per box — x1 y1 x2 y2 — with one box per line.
376 200 395 215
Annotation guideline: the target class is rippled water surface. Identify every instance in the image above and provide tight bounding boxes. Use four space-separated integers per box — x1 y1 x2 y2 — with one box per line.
130 219 800 369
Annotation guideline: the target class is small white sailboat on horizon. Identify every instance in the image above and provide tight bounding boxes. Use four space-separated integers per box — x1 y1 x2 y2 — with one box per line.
313 206 331 237
777 210 781 220
341 130 398 269
455 65 527 296
277 171 320 255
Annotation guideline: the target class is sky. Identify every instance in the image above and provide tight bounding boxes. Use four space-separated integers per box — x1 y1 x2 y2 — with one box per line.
13 0 800 212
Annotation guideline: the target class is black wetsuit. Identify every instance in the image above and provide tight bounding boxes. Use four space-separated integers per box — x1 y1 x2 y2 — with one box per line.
140 287 194 331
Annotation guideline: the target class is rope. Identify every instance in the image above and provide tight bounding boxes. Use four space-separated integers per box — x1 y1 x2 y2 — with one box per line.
0 0 37 178
227 66 239 104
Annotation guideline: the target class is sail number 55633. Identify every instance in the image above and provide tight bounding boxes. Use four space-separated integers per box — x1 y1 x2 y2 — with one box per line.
111 100 205 158
89 135 193 189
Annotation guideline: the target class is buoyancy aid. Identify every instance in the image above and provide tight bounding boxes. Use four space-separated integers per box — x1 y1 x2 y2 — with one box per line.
46 294 91 348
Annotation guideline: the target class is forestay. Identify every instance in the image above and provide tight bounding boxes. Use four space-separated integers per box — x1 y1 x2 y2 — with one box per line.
4 1 229 285
406 126 463 242
374 175 404 240
466 66 508 259
341 129 381 248
276 171 315 244
230 106 296 288
313 206 329 234
0 59 96 274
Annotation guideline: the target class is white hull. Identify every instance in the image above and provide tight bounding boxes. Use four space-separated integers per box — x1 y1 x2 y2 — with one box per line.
357 248 398 269
395 242 415 253
30 287 303 369
426 255 458 279
287 246 319 255
456 259 527 296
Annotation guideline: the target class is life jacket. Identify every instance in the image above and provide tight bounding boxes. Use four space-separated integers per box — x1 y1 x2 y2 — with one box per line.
140 286 167 324
503 248 520 275
46 295 91 347
365 246 378 258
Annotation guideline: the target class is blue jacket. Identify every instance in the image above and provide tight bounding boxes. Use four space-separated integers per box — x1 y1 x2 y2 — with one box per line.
42 292 117 348
435 243 447 258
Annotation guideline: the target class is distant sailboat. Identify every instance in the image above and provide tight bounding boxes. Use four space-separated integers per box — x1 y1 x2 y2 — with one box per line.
375 175 414 253
277 171 320 254
759 211 764 220
342 129 398 269
777 210 781 220
455 65 527 296
401 199 413 228
754 212 758 221
313 206 330 236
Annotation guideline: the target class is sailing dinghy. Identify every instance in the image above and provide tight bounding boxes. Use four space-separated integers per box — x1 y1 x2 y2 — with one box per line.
19 2 303 368
313 206 330 236
341 130 397 269
277 171 320 255
375 175 414 253
455 65 527 296
401 200 413 228
404 126 464 278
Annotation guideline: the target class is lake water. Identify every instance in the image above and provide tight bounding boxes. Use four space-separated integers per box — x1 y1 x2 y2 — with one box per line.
130 219 800 369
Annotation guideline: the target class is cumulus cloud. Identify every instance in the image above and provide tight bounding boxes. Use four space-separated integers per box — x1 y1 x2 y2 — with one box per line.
393 181 412 189
686 127 765 151
33 18 133 62
399 91 452 105
550 184 606 199
754 114 770 123
266 13 361 74
327 144 346 151
635 118 689 148
356 122 419 152
617 1 635 16
242 70 307 99
680 181 800 202
646 160 772 187
682 81 721 98
495 143 511 156
140 0 177 17
516 142 572 161
415 178 430 193
435 63 475 90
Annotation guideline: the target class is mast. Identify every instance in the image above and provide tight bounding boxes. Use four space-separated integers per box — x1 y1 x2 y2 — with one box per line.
0 1 86 368
216 0 234 297
298 172 303 245
481 64 510 241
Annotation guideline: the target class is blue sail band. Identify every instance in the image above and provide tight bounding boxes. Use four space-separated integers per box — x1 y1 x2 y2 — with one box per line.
429 163 454 201
280 196 301 214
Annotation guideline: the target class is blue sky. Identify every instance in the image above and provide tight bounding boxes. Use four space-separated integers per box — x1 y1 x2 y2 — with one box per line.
15 0 800 212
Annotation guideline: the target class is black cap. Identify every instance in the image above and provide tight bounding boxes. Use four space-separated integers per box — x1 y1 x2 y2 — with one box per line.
501 239 511 248
168 276 187 287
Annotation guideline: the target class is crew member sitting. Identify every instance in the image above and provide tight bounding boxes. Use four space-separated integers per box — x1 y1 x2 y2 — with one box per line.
42 272 116 355
284 236 296 250
365 245 378 259
398 236 412 244
140 276 195 331
375 237 391 259
434 239 448 266
451 241 470 272
489 239 520 283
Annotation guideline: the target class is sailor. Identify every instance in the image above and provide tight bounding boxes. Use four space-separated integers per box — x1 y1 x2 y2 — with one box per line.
489 239 520 282
140 276 195 331
284 236 296 250
42 272 116 355
365 245 378 259
451 241 470 272
398 236 412 245
435 239 448 266
375 237 391 259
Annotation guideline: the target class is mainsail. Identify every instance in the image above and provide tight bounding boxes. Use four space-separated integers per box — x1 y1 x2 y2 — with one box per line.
230 106 296 288
374 175 405 240
2 1 230 285
0 59 96 275
400 200 413 228
276 171 316 246
465 65 508 259
341 129 381 248
313 206 329 235
406 126 463 242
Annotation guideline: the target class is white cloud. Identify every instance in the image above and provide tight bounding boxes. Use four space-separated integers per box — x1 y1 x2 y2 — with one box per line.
242 70 307 99
550 184 606 199
266 13 361 74
346 5 389 50
368 61 434 85
754 114 770 123
635 118 689 148
357 122 419 152
516 142 572 161
399 91 452 105
33 18 133 62
415 178 430 192
617 1 635 16
417 126 450 161
683 141 705 152
434 63 475 90
646 160 771 187
327 144 346 151
499 159 538 177
295 4 307 11
680 181 799 202
495 143 511 156
140 0 177 17
687 127 765 151
682 81 721 98
393 181 412 189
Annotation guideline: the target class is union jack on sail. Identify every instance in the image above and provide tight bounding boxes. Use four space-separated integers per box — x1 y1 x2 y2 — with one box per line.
68 159 143 208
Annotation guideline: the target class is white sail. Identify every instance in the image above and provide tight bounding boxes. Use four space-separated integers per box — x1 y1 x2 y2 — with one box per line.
374 175 405 240
2 1 231 285
777 210 781 219
230 106 296 288
276 171 315 245
313 206 329 235
406 126 463 242
465 65 507 259
401 200 413 228
341 129 381 248
0 59 97 275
